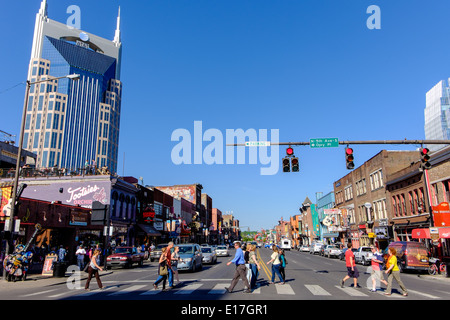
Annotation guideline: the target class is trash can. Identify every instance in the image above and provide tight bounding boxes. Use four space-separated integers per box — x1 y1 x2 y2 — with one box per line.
53 262 68 277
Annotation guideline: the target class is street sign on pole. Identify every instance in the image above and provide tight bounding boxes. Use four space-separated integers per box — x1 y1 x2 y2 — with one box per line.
310 138 339 148
245 141 271 147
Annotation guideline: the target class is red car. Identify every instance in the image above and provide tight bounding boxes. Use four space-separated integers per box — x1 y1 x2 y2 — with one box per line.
106 247 145 268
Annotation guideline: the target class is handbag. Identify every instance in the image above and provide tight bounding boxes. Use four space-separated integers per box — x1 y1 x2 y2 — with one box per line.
159 263 168 276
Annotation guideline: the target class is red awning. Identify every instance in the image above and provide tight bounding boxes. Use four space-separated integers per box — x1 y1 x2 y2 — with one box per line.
412 228 450 239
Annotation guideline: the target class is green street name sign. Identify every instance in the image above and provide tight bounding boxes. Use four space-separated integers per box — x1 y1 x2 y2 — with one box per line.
245 141 271 147
310 138 339 148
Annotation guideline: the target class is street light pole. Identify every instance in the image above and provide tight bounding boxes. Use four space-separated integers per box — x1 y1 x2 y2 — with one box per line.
3 74 80 281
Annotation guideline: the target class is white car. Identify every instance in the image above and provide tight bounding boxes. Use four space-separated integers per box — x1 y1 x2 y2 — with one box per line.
300 245 310 252
215 245 229 257
323 245 341 258
309 242 324 255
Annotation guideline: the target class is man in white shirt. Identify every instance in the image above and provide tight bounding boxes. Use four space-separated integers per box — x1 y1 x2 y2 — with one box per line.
76 245 86 271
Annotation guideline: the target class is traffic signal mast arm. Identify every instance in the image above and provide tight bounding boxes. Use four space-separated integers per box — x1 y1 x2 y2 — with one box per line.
227 139 450 147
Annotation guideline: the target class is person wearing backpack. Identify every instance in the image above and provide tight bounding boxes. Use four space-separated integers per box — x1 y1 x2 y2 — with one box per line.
279 248 287 283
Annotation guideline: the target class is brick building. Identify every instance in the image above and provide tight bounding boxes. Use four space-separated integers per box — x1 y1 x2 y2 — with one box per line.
334 150 420 248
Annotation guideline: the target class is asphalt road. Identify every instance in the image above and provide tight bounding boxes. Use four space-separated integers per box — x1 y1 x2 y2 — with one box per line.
1 247 449 302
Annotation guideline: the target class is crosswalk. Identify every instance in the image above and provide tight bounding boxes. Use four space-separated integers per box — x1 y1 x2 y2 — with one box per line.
18 281 443 299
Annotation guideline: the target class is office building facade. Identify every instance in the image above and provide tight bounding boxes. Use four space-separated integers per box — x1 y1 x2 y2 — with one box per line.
23 0 122 173
425 80 450 151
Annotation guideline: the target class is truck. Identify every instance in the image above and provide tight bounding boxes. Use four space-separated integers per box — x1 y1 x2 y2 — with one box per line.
354 246 373 266
279 239 292 250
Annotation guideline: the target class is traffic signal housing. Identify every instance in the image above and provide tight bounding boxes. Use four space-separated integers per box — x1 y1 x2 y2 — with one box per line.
291 157 299 172
282 157 290 172
286 147 294 156
420 147 431 169
345 147 354 170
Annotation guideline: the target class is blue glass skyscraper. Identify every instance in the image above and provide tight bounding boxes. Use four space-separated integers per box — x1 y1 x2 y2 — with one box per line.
23 0 122 173
425 80 450 152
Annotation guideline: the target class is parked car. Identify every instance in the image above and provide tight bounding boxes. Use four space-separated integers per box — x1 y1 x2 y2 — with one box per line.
387 241 429 273
201 246 217 264
323 245 341 258
310 242 324 255
299 245 310 252
354 246 373 266
176 244 203 272
216 245 229 257
106 246 145 268
340 248 357 260
150 243 168 262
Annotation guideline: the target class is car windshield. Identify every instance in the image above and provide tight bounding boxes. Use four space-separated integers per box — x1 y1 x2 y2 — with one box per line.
156 244 168 250
329 246 339 249
362 248 372 252
217 246 227 250
115 248 132 254
179 246 194 254
201 248 212 253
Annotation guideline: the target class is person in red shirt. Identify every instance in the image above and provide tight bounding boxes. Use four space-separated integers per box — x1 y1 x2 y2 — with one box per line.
340 243 361 288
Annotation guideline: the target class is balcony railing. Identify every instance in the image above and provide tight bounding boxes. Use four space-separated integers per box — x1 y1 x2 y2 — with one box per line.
0 166 115 179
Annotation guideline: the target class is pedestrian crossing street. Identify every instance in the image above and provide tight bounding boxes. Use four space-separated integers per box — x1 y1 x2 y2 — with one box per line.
19 280 442 299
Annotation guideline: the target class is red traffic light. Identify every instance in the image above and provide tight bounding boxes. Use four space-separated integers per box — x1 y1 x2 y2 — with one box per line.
286 147 294 156
345 148 353 155
421 148 429 155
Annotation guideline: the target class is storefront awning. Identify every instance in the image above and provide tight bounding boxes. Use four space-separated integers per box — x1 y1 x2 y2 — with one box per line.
412 228 450 239
137 224 161 237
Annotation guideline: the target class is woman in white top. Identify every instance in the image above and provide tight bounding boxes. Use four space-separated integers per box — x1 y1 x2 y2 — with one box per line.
266 245 284 284
85 249 103 290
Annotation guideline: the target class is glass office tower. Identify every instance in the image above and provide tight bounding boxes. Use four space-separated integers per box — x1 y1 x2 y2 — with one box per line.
425 80 450 151
23 0 122 173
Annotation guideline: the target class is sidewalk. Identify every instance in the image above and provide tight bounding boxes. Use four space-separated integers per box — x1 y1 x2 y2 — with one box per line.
0 269 114 289
418 272 450 282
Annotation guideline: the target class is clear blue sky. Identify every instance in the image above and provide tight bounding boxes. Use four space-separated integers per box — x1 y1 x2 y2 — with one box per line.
1 0 449 230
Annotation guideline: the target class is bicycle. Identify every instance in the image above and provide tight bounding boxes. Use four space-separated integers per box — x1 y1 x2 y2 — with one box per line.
428 257 447 275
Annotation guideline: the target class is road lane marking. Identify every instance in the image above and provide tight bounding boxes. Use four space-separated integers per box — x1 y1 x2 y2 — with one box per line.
21 289 57 297
335 286 368 297
275 283 295 295
108 285 147 295
77 286 115 296
305 285 331 296
174 283 203 294
208 284 228 294
407 289 440 299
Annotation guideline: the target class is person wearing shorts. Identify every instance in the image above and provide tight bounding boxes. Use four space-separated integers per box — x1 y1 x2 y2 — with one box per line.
369 246 388 292
340 243 361 288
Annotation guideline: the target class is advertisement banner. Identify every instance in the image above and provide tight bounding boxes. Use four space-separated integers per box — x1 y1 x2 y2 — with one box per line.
432 202 450 227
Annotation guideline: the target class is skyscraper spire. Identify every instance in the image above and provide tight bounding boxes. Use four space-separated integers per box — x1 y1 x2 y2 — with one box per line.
113 6 121 46
39 0 48 18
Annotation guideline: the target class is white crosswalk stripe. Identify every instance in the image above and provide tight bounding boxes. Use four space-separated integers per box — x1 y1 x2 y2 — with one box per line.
305 284 331 296
108 285 147 295
208 283 228 294
275 283 295 295
335 286 368 297
174 283 203 294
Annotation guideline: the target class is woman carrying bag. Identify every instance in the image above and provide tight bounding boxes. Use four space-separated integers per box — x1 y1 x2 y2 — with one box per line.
384 247 408 296
153 247 169 291
85 249 104 290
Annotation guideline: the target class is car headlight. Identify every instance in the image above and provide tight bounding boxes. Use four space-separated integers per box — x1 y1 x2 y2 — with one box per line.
181 258 192 263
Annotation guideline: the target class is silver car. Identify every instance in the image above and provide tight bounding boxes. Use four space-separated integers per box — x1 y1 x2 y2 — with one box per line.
176 244 203 272
201 246 217 264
